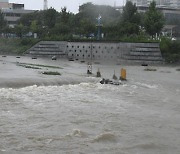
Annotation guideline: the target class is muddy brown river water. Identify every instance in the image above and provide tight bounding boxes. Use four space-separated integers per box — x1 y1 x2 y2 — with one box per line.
0 56 180 154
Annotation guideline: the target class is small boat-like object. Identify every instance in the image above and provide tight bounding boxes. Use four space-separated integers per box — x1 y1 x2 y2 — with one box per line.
100 78 122 85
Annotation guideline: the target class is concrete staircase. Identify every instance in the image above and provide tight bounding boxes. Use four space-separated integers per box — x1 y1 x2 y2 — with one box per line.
27 41 67 57
123 43 163 64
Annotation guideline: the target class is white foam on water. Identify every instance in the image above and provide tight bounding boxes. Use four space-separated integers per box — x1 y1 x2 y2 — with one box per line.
0 149 6 152
66 129 88 138
0 81 180 154
92 132 117 143
134 82 158 89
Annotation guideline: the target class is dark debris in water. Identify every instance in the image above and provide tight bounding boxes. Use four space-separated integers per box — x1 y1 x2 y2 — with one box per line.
16 62 62 69
17 63 41 69
42 71 61 75
144 68 157 71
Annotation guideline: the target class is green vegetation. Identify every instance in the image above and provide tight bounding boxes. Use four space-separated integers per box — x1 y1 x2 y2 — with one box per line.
17 62 63 69
0 1 179 63
120 1 141 36
144 1 165 38
160 38 180 63
0 38 39 54
0 2 149 41
0 10 7 34
42 71 61 75
0 1 172 42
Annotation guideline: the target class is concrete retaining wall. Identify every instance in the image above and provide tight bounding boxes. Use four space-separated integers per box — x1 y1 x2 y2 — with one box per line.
27 41 163 64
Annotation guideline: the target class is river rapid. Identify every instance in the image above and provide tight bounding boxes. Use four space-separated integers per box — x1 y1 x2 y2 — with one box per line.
0 56 180 154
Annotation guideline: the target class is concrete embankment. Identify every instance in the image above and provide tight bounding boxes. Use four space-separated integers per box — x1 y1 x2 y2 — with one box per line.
27 41 163 64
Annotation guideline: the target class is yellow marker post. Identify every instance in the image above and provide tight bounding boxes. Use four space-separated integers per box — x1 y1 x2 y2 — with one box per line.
120 68 126 81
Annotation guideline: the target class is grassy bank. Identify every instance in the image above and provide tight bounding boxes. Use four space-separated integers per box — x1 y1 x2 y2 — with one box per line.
0 38 39 55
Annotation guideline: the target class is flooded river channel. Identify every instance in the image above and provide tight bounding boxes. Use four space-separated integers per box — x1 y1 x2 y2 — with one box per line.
0 56 180 154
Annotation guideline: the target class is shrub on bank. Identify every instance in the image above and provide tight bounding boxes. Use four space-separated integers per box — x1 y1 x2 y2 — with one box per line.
20 38 39 46
0 38 39 55
160 38 180 63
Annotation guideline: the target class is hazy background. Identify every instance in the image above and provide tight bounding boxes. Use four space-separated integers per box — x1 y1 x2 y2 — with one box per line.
9 0 124 13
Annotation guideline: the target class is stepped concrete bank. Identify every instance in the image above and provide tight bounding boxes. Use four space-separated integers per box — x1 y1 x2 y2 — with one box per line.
27 41 163 64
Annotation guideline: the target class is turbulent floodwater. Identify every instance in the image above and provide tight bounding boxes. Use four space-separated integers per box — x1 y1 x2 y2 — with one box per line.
0 56 180 154
0 79 180 154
